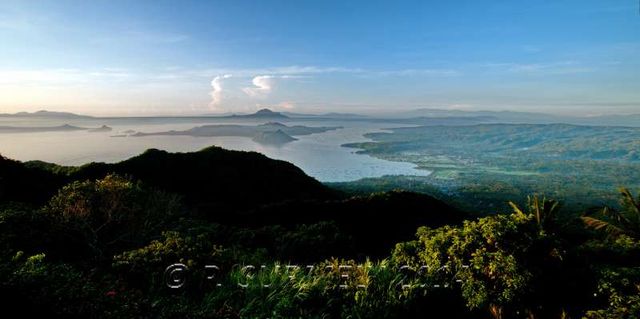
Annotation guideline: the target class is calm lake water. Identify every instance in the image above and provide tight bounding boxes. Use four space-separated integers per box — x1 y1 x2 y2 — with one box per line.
0 117 429 182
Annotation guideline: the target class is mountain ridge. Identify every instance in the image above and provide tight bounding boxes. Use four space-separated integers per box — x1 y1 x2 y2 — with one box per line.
0 146 335 211
0 110 93 119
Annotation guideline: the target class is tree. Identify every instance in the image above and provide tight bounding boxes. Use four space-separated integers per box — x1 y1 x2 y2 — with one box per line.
393 208 574 319
509 195 561 234
582 188 640 239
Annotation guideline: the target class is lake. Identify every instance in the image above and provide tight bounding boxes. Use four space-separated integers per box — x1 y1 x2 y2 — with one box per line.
0 117 429 182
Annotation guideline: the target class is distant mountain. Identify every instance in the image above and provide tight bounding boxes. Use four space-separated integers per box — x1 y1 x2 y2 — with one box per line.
321 112 368 118
386 108 562 122
384 108 640 127
392 115 498 126
0 110 93 119
280 111 317 118
281 111 370 120
252 129 297 145
227 108 289 119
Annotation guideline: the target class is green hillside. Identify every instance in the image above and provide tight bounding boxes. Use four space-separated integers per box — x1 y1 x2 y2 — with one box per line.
343 123 640 213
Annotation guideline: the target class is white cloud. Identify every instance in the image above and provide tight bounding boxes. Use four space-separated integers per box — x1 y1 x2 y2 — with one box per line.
241 74 308 99
209 74 232 108
243 75 276 98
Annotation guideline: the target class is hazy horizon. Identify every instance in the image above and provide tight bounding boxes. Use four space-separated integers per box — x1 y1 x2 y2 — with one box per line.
4 106 640 118
1 1 639 116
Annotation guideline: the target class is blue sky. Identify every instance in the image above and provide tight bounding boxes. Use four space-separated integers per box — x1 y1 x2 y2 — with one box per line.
0 0 638 115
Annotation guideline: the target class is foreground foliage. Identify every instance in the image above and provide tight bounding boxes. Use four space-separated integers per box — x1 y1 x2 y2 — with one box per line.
0 156 639 318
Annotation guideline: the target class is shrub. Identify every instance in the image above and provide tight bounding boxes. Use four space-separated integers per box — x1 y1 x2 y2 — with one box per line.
45 174 184 260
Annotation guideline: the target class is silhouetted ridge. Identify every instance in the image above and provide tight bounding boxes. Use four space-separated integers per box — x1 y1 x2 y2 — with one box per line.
0 146 334 210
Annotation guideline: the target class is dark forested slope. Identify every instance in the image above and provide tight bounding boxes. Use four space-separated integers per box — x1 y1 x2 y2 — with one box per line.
0 146 335 211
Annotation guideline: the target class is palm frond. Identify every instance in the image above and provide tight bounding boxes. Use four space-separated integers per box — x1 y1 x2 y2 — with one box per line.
509 201 525 218
619 188 640 226
580 216 625 235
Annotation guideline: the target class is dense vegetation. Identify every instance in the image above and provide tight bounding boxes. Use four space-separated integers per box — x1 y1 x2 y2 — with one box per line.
1 146 639 318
